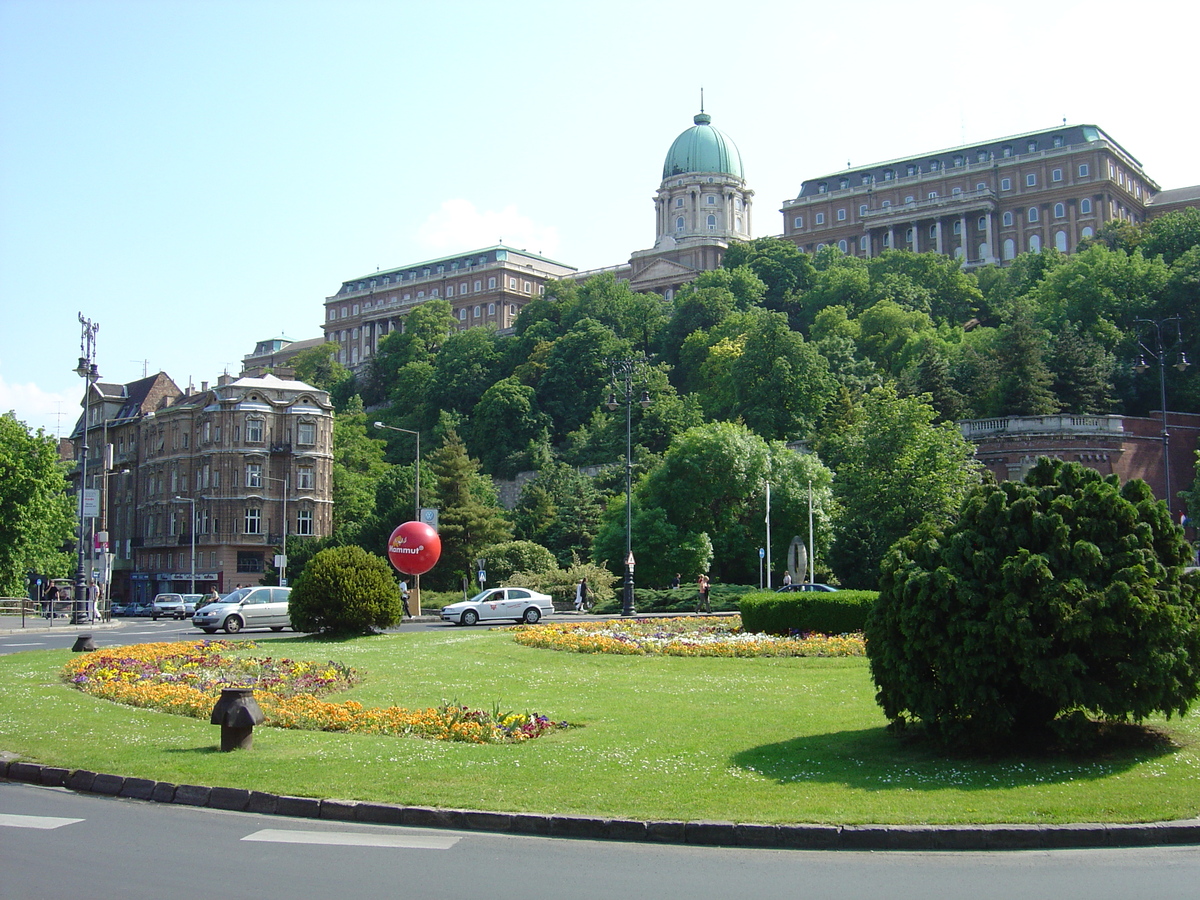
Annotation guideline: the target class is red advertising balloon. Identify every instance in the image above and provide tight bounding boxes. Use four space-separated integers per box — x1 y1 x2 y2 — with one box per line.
386 521 441 575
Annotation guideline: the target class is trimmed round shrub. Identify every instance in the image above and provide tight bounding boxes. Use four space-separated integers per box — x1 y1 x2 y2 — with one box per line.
739 590 877 635
478 540 557 584
290 545 403 634
866 458 1200 746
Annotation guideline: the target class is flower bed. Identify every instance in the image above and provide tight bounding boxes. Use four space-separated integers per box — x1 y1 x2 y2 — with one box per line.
61 641 564 743
513 616 866 657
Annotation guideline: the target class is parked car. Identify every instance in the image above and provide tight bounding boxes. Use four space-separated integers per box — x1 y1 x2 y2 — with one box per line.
191 586 292 634
110 599 134 616
127 600 154 617
441 587 554 626
775 583 839 593
151 593 198 619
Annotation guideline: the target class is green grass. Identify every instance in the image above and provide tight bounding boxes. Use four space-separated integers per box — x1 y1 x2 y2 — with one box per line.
2 629 1199 825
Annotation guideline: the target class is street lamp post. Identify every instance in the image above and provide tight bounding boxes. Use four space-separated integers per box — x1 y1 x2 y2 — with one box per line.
1134 317 1190 520
264 475 289 586
73 314 100 623
173 496 196 595
373 422 421 614
607 359 651 617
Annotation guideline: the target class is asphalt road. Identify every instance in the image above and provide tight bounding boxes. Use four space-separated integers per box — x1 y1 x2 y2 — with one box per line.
4 782 1199 900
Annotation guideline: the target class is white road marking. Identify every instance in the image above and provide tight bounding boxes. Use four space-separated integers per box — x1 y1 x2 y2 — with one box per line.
0 814 84 830
242 829 460 850
3 642 46 647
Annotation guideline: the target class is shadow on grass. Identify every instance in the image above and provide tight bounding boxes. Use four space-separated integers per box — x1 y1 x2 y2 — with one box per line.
731 724 1181 792
164 746 223 756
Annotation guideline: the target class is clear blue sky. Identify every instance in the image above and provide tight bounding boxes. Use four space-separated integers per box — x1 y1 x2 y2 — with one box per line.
2 0 1196 438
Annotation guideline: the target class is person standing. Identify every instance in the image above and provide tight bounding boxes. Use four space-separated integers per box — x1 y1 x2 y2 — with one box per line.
670 573 681 590
697 573 711 614
399 579 410 617
42 582 58 618
783 571 792 587
574 577 589 612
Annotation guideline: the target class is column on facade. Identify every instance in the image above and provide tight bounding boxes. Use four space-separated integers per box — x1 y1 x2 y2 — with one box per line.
959 214 968 262
985 211 995 263
934 219 944 255
887 226 895 251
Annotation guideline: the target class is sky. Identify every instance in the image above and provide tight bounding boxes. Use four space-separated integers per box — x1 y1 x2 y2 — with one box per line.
2 0 1197 439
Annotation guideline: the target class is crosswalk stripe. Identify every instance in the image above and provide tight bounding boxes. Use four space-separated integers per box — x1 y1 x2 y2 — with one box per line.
242 828 460 849
0 814 84 830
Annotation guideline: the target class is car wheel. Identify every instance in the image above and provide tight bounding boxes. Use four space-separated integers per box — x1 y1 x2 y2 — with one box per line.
522 607 541 624
270 626 284 632
201 628 217 634
461 609 478 626
151 614 159 620
223 616 243 634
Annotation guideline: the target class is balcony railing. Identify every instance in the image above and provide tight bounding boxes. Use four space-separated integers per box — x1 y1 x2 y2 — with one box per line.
960 415 1126 440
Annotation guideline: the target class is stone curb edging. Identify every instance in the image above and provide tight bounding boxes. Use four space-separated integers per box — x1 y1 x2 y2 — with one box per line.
4 757 1198 851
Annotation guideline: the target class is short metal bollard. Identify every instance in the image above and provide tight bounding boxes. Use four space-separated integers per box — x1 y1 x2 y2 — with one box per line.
210 687 265 751
71 634 96 652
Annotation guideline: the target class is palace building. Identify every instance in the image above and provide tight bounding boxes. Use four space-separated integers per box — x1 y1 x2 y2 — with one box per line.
780 124 1172 265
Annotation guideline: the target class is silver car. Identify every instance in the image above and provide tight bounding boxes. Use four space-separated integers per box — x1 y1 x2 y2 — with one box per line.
191 587 292 634
441 587 554 626
151 593 200 619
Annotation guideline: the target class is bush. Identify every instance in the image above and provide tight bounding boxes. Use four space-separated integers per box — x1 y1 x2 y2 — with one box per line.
478 540 557 585
289 545 403 634
866 458 1200 746
738 590 877 635
635 583 757 614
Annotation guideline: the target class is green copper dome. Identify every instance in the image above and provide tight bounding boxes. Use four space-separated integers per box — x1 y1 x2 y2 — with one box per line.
662 112 744 180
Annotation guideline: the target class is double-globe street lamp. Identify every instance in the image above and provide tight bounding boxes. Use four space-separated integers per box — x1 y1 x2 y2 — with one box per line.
607 359 651 617
73 314 100 623
1133 316 1190 521
373 422 421 613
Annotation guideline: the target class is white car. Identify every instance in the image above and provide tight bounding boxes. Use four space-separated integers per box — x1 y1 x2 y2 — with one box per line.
441 587 554 626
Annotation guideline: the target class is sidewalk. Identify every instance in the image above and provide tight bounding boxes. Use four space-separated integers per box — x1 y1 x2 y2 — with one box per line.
0 615 121 636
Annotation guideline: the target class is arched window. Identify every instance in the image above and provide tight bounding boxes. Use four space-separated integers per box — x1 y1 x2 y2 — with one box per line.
979 243 989 260
1080 198 1092 214
1081 226 1094 239
707 214 717 231
1003 238 1015 260
1055 231 1068 252
675 216 685 232
1054 203 1065 218
1029 234 1042 252
838 239 848 252
1003 211 1014 226
1028 207 1039 223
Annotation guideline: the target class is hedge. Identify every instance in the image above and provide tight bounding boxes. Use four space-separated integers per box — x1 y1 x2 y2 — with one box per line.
738 590 877 635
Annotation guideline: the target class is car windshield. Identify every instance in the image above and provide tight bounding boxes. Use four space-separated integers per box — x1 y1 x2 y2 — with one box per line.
219 588 252 604
466 590 504 604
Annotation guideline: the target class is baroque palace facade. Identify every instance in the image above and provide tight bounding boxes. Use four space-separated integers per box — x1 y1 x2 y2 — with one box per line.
780 124 1172 264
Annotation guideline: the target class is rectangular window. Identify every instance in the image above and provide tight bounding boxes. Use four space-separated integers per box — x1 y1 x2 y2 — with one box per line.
793 216 803 228
1052 168 1063 182
297 466 314 490
246 463 261 488
837 209 846 221
1078 163 1089 177
297 510 314 536
815 212 825 225
297 422 315 445
488 277 496 289
1001 177 1012 191
474 280 482 292
244 508 261 535
1026 173 1037 187
245 419 263 443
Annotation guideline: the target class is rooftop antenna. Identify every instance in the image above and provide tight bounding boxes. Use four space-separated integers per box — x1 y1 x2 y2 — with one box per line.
131 359 149 378
700 86 704 114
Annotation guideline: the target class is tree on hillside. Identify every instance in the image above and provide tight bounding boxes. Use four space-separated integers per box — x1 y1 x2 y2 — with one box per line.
331 397 390 537
513 458 607 567
1048 320 1116 414
535 319 630 438
868 458 1200 747
989 301 1058 416
0 413 74 596
425 430 512 590
470 376 550 477
1140 207 1200 266
825 385 982 589
721 236 815 314
289 342 354 406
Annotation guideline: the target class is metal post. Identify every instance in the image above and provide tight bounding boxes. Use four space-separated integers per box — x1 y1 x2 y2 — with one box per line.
74 314 100 625
173 497 196 595
1135 317 1190 520
607 359 650 617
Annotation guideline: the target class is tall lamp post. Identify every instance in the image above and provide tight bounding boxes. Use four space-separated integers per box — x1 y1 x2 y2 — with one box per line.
173 496 196 595
73 314 100 623
607 359 651 617
264 475 289 586
374 422 421 613
1134 316 1190 520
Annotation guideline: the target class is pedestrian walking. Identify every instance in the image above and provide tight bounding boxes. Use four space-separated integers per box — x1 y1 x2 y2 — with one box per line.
696 573 711 614
670 573 681 590
399 579 410 617
574 577 590 612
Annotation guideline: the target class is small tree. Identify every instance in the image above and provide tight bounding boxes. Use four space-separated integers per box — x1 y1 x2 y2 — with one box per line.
289 545 402 634
867 458 1200 747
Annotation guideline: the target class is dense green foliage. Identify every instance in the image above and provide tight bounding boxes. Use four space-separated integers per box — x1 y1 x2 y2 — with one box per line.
867 458 1200 746
315 214 1199 593
739 590 878 636
0 413 75 596
289 544 403 634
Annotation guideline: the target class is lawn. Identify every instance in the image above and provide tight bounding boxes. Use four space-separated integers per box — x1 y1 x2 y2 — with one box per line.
2 626 1198 826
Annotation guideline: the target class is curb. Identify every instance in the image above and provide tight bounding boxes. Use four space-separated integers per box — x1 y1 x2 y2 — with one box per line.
0 619 123 636
4 757 1198 851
